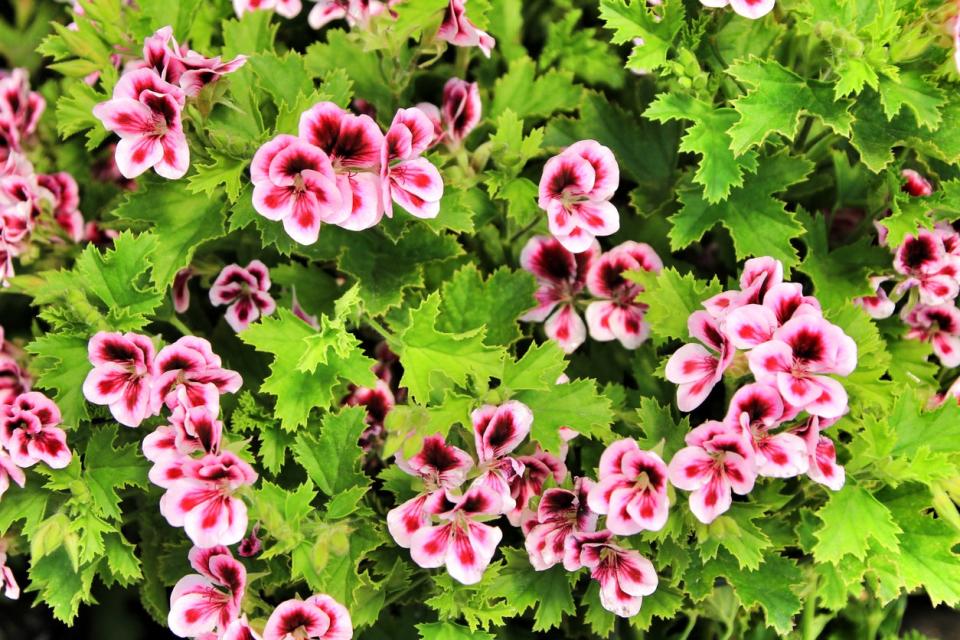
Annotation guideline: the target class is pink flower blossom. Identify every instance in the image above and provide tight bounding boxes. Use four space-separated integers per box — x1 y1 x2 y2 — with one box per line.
564 531 657 617
238 523 262 557
159 450 257 548
36 172 83 242
0 541 18 600
524 478 597 570
234 0 303 18
667 421 756 524
0 69 44 152
508 449 566 526
0 355 29 407
664 311 734 411
409 485 504 584
263 594 353 640
904 303 960 367
538 140 620 253
438 0 496 57
153 336 243 413
168 546 246 637
173 267 196 314
893 230 960 305
308 0 390 29
469 400 533 511
210 260 277 332
584 241 661 349
92 68 190 179
0 391 71 469
344 379 395 432
724 383 808 478
0 449 25 501
441 78 481 146
519 235 599 353
83 331 157 427
221 617 264 640
381 107 444 219
901 169 933 197
699 0 775 20
854 276 895 320
588 439 670 535
789 416 845 491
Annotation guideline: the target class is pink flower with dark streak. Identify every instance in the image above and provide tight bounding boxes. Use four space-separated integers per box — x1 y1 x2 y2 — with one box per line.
564 531 657 617
173 41 247 98
667 421 756 524
470 400 533 511
83 331 157 428
520 235 598 353
414 102 444 148
0 449 25 500
508 449 566 526
441 78 481 146
380 107 444 219
169 398 224 455
665 311 734 411
159 451 257 548
789 416 844 491
901 169 933 197
221 617 263 640
587 439 670 535
36 172 83 242
699 0 775 19
893 230 960 305
0 391 71 469
0 69 44 145
0 355 29 407
238 524 262 557
724 383 808 478
0 541 18 599
263 594 353 640
904 303 960 367
234 0 303 18
173 267 196 314
724 283 821 349
585 241 662 349
153 336 242 413
524 478 597 571
299 101 385 230
250 135 348 245
409 485 504 584
438 0 496 57
538 140 620 253
92 68 189 179
855 276 895 320
210 260 277 332
344 379 395 431
747 314 857 419
168 546 246 638
308 0 390 29
138 26 187 84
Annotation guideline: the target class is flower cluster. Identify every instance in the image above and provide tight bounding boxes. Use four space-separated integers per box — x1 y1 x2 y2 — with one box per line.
521 236 662 353
250 98 445 244
209 260 277 333
93 27 246 180
416 77 482 150
342 341 402 466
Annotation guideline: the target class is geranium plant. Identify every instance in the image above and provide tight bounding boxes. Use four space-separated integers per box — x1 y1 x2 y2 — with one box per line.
1 0 960 638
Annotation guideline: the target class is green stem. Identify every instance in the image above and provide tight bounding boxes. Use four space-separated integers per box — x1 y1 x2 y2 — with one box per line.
677 614 698 640
507 216 542 245
166 316 193 337
365 315 396 344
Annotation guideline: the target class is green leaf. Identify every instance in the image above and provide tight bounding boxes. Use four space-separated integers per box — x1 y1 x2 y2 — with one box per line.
630 267 723 342
26 332 91 427
55 82 110 149
437 265 536 346
292 407 370 496
221 9 277 57
813 482 901 564
231 391 292 474
513 376 614 453
186 152 248 203
304 30 394 112
394 293 506 403
599 0 685 72
715 551 804 635
27 547 96 624
500 342 568 393
825 304 893 418
878 72 944 129
84 424 150 521
488 109 543 173
697 504 771 571
486 547 575 632
634 397 689 460
490 56 582 121
726 58 854 155
416 622 495 640
540 9 625 88
246 51 312 107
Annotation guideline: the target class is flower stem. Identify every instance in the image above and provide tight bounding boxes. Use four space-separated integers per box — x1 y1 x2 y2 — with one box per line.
167 316 193 337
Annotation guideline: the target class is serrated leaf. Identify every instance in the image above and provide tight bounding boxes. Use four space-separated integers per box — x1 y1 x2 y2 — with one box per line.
513 377 614 453
490 56 582 121
599 0 684 72
813 482 901 564
630 267 723 342
437 265 536 346
292 407 370 496
84 424 149 521
486 547 575 632
25 333 91 427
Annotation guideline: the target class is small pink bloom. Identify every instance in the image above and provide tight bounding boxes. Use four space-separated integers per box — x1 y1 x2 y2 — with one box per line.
0 542 18 600
173 267 195 314
153 336 242 413
0 355 29 407
665 311 734 412
747 314 857 419
0 69 44 143
524 478 597 570
901 169 933 197
169 399 224 455
441 78 481 146
855 277 895 319
344 379 395 431
291 287 321 329
584 241 661 349
904 303 960 367
409 485 504 584
739 256 784 305
520 235 598 353
894 229 947 276
0 391 71 469
263 594 353 640
398 433 474 491
790 416 845 491
438 0 496 57
699 0 775 19
36 172 83 242
238 523 262 557
539 140 620 253
472 400 533 463
667 421 756 524
415 102 444 148
893 231 960 305
566 531 658 617
725 383 808 478
508 449 566 526
222 617 263 640
0 449 26 500
210 260 277 332
168 546 246 637
159 450 257 548
587 439 669 535
308 0 389 29
387 489 448 548
83 331 157 427
173 42 247 98
234 0 303 18
92 68 189 180
380 107 444 219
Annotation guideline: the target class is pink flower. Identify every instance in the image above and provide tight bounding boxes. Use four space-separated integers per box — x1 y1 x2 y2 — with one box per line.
234 0 303 18
92 68 189 179
409 485 504 584
441 78 481 146
168 546 246 637
565 531 657 617
308 0 389 29
470 400 533 510
585 241 662 349
169 399 224 455
0 541 18 600
398 434 474 491
664 311 734 412
250 135 348 245
0 355 29 407
0 391 71 469
893 230 960 305
36 172 83 242
172 38 247 97
380 108 444 219
588 439 669 535
438 0 496 57
299 102 384 230
901 169 933 197
153 336 243 413
138 26 187 83
789 416 845 491
508 449 566 526
173 267 196 314
209 260 277 332
387 490 448 548
854 276 895 320
904 303 960 367
524 478 597 570
747 314 857 419
414 102 444 148
159 451 257 548
0 449 25 500
538 140 620 253
343 379 395 431
222 617 264 640
0 69 44 145
83 331 157 427
724 383 808 478
699 0 775 19
519 235 598 353
238 524 262 557
667 421 756 524
263 594 353 640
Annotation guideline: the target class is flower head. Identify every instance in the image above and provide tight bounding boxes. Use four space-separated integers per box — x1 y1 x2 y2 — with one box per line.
584 241 661 349
153 336 242 413
168 546 246 637
441 78 481 146
438 0 496 57
524 478 597 570
587 439 670 535
0 391 71 469
380 107 444 220
263 594 353 640
210 260 277 332
565 531 658 617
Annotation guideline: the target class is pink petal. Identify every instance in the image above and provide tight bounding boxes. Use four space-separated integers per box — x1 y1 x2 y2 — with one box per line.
724 304 778 349
114 135 164 179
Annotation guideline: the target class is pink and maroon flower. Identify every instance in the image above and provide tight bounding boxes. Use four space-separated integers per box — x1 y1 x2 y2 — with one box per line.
234 0 303 18
173 267 196 314
587 439 670 535
438 0 496 57
0 69 44 148
508 449 566 526
724 383 808 478
665 311 735 412
153 336 242 413
470 400 533 511
667 421 756 524
441 78 481 147
159 450 257 548
855 276 895 320
209 260 277 332
168 546 246 637
893 230 960 305
92 68 189 179
564 531 658 617
524 478 597 570
904 303 960 367
901 169 933 197
380 107 444 219
83 331 157 428
0 541 18 600
789 416 845 491
36 172 83 242
308 0 390 29
0 449 25 500
263 594 353 640
520 235 598 353
699 0 775 19
0 355 29 407
538 140 620 253
585 241 661 349
0 391 71 469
